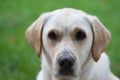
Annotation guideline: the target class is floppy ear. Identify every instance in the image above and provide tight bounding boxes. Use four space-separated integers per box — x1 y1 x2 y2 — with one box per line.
26 14 46 57
89 16 111 62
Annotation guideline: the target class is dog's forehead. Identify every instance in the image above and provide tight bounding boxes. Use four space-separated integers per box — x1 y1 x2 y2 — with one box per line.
44 10 91 33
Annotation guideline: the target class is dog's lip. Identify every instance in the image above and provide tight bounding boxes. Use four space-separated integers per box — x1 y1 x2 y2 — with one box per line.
55 68 76 78
55 74 76 78
59 68 73 74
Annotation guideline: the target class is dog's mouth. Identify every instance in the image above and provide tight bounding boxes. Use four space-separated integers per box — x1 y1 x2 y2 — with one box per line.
55 68 76 78
59 68 73 75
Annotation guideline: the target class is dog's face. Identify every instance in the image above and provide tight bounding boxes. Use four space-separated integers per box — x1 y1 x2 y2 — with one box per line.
42 13 93 77
26 8 110 78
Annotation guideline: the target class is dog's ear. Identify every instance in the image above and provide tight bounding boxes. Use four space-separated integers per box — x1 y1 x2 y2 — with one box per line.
26 13 49 57
88 16 111 62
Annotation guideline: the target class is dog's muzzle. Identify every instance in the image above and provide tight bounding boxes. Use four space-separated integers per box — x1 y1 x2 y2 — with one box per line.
58 51 75 76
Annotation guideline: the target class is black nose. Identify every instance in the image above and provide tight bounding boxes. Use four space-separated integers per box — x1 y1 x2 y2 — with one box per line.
58 55 75 70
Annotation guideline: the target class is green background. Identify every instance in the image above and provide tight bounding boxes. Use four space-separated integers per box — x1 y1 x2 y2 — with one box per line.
0 0 120 80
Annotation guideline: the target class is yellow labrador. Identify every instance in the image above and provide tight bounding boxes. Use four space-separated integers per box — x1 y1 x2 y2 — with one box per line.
26 8 119 80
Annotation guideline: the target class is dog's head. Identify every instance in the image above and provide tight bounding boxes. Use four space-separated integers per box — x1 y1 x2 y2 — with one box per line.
26 8 110 78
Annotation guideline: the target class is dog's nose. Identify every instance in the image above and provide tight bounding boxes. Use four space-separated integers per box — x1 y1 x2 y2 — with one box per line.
58 55 74 70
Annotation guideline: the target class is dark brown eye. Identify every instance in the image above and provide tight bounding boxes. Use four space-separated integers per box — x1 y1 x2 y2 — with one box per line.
48 31 57 40
76 31 86 40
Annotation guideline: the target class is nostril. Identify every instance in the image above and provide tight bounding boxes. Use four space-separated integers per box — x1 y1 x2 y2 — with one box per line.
68 61 74 67
58 56 74 69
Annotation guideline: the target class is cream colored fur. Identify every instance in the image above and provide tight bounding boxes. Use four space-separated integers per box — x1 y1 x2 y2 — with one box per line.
26 8 119 80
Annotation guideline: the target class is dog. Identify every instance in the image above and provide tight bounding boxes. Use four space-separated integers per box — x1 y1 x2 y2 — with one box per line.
26 8 119 80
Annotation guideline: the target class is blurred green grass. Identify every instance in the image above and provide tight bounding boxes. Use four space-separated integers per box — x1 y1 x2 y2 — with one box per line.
0 0 120 80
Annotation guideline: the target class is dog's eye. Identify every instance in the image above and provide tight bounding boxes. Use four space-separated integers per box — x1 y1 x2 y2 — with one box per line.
48 31 57 40
75 31 86 40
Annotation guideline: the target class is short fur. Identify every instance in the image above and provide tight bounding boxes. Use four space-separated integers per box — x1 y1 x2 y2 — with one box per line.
26 8 119 80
